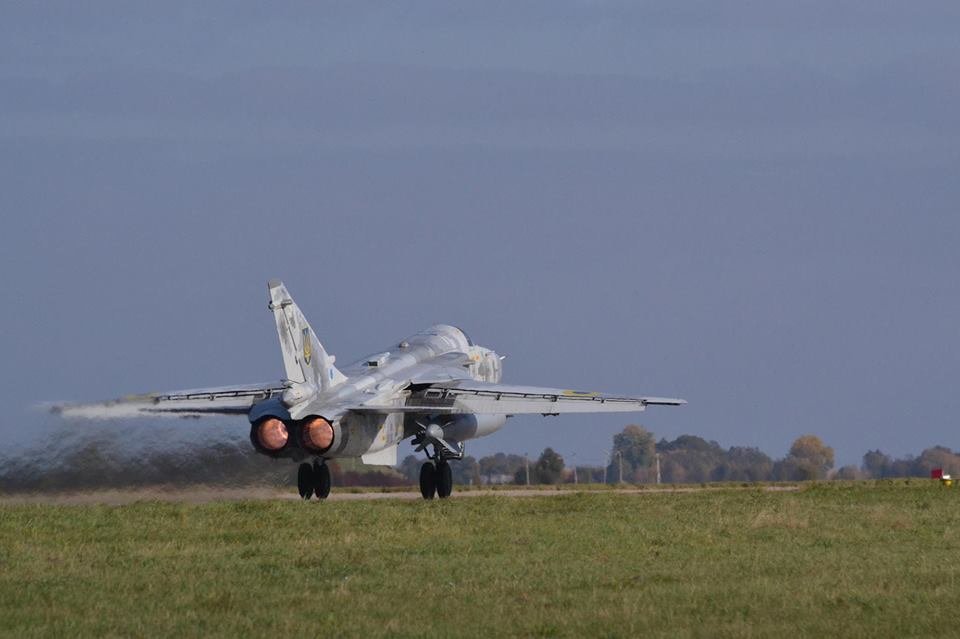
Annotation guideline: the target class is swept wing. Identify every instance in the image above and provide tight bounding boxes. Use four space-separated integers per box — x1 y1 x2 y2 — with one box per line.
358 380 685 416
52 382 286 419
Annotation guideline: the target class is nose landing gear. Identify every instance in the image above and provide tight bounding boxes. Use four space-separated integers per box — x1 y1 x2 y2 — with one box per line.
436 459 453 498
419 461 437 499
418 460 453 499
412 421 462 500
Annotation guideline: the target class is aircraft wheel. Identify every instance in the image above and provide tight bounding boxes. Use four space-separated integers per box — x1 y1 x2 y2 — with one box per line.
436 460 453 499
297 462 314 500
314 460 331 500
419 462 437 500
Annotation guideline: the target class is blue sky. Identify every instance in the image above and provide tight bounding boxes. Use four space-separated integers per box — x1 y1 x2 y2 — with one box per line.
2 2 958 468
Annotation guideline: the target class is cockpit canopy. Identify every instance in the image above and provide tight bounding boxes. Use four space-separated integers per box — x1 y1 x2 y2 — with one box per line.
454 326 474 347
403 324 474 352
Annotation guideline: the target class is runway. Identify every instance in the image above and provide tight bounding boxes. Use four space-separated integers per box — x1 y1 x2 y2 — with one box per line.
0 484 801 505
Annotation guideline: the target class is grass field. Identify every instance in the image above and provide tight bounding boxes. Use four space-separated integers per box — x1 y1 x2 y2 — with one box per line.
1 482 958 638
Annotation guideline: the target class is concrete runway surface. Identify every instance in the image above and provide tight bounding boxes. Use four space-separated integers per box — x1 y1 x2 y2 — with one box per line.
0 485 800 506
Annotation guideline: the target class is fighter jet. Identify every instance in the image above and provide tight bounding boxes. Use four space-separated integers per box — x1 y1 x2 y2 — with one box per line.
55 280 684 499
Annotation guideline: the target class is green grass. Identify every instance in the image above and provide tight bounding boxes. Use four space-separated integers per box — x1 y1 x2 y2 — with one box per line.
1 482 959 638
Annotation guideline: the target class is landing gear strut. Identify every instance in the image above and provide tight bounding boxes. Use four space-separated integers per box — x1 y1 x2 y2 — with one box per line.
297 460 331 500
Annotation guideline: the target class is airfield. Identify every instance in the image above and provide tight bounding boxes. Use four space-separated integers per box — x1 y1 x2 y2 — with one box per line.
2 482 958 638
0 483 801 505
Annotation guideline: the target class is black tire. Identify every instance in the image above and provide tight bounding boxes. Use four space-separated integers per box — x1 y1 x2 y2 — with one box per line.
314 460 331 500
419 462 437 500
436 460 453 499
297 462 314 500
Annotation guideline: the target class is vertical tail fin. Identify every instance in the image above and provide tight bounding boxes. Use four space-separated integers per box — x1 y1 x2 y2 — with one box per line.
267 280 347 392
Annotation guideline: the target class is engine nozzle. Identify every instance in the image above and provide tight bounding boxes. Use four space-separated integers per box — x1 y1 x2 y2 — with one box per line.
255 417 289 451
301 416 335 453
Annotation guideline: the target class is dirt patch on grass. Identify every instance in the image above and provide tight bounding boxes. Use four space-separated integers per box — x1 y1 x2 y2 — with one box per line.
750 504 810 529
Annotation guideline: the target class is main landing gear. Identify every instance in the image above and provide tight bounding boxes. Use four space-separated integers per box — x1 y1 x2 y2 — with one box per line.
419 459 455 500
297 459 331 500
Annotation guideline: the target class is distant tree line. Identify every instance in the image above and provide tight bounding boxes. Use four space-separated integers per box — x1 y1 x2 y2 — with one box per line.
603 426 835 483
855 446 960 480
399 425 960 486
4 423 959 493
